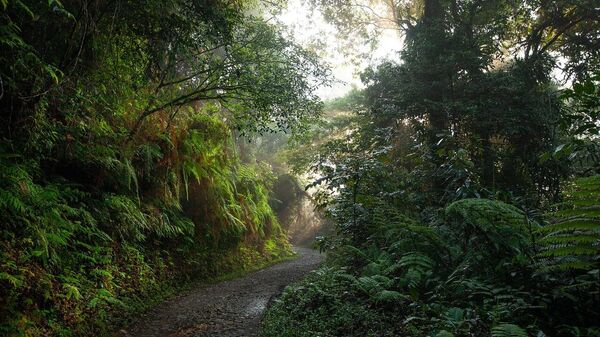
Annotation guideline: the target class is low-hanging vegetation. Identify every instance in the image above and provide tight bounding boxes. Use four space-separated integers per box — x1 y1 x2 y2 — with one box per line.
0 0 326 336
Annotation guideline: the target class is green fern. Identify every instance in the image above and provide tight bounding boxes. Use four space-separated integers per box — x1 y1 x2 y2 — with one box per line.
372 289 407 304
444 199 535 274
491 323 528 337
538 175 600 271
103 195 149 241
399 252 434 271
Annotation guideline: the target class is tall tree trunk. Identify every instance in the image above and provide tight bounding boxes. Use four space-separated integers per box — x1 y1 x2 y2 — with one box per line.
419 0 448 164
421 0 447 153
419 0 450 198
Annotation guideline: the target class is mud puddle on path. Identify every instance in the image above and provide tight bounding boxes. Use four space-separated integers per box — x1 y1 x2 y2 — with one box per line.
116 247 323 337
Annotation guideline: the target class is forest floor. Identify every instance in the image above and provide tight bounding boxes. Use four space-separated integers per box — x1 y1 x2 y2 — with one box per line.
115 247 323 337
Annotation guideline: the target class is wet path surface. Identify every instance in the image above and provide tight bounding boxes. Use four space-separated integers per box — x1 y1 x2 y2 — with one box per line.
118 247 323 337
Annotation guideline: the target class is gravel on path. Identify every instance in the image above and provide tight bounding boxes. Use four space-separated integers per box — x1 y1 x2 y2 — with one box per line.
116 247 323 337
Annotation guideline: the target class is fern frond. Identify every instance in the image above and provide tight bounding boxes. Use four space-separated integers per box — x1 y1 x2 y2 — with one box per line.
372 289 407 303
491 323 528 337
537 175 600 271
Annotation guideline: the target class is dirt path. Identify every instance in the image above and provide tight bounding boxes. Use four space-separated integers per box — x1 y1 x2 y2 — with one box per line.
117 247 323 337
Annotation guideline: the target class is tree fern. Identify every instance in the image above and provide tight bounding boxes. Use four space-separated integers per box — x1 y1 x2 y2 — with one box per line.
538 175 600 271
444 199 535 275
396 252 435 293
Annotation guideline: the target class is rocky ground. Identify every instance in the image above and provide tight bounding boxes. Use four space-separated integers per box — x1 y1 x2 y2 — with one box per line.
116 247 323 337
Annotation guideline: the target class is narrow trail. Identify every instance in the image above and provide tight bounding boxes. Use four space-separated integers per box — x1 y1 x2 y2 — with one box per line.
117 247 323 337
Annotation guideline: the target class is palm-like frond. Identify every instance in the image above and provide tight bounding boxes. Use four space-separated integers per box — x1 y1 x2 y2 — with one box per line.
538 175 600 271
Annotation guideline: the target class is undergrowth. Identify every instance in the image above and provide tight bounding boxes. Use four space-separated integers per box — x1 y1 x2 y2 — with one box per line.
263 196 600 337
0 111 293 336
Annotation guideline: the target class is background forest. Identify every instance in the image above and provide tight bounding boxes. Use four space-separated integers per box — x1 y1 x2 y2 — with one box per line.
263 0 600 336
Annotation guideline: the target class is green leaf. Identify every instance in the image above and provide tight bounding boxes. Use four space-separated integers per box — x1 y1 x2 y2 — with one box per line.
0 271 23 288
372 290 406 303
15 0 34 18
539 151 551 164
45 64 63 84
63 284 82 300
491 324 527 337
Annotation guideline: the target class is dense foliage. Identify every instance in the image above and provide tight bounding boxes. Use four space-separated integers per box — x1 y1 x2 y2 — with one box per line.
0 1 326 336
2 0 600 336
263 0 600 336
